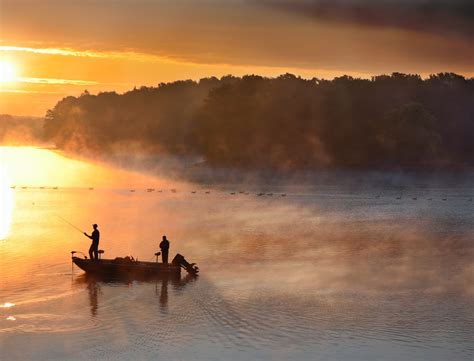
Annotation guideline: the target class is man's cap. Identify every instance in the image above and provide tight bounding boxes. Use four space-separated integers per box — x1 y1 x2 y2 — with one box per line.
93 224 98 227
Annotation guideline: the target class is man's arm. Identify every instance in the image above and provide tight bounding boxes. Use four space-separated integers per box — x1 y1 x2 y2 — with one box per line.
84 232 92 239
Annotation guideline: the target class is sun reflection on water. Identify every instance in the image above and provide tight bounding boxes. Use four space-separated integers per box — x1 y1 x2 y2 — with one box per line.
0 146 472 360
0 160 14 240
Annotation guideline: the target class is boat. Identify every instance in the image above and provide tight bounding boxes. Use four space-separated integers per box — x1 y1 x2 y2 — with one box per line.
72 252 199 278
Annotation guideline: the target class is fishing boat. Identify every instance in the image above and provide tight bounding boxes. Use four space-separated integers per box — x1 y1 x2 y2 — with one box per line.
72 252 199 278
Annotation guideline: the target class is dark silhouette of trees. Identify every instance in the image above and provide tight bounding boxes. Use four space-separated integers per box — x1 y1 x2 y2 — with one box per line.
43 73 474 169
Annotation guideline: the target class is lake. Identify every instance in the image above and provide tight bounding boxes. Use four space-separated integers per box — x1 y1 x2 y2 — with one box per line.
0 147 473 360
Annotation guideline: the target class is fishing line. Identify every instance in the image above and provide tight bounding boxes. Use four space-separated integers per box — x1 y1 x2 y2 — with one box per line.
56 215 84 234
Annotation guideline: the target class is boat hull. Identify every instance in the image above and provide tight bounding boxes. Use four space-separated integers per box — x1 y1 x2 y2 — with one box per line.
72 257 181 278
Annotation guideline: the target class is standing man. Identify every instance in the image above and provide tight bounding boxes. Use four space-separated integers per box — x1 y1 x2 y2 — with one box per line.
84 224 100 260
160 235 170 264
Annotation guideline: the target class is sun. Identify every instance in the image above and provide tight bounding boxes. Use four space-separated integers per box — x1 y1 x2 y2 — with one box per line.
0 60 16 83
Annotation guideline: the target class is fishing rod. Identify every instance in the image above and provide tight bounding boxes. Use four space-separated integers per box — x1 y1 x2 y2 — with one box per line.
58 215 114 245
56 215 84 234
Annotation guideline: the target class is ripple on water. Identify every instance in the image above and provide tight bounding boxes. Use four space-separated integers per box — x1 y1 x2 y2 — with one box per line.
0 161 473 360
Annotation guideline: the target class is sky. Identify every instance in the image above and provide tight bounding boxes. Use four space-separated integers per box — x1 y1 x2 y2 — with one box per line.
0 0 473 116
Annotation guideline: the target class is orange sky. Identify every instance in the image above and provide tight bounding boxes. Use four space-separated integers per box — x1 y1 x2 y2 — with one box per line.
1 0 473 116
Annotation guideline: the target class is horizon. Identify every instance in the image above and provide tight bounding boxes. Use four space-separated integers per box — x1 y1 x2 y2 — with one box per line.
2 70 472 118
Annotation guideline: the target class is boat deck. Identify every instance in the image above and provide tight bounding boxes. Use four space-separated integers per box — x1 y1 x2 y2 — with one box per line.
72 257 182 278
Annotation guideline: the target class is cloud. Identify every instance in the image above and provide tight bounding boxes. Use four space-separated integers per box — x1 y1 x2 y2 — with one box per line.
0 46 108 58
261 0 474 39
17 77 99 86
0 89 64 94
0 46 183 64
1 1 473 82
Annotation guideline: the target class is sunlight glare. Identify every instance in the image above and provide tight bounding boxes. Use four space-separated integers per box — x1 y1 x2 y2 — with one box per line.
0 302 15 308
0 163 14 240
0 60 16 83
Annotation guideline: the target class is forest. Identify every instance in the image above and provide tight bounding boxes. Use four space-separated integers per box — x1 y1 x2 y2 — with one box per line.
43 73 473 169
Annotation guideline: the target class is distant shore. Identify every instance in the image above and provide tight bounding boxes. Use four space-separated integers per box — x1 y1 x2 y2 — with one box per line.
2 72 473 173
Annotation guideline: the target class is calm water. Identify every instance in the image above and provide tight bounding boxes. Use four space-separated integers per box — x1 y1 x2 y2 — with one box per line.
0 147 473 360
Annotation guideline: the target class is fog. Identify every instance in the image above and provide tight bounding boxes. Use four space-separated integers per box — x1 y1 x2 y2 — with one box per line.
1 147 473 360
42 73 474 171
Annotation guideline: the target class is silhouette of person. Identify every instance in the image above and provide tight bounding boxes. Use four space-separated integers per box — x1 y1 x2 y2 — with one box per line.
160 235 170 264
87 278 99 317
84 224 100 260
160 277 169 307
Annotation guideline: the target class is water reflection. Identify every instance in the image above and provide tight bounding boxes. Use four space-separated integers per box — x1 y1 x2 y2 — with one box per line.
159 277 168 308
0 147 472 360
86 278 100 317
0 161 14 240
74 274 196 317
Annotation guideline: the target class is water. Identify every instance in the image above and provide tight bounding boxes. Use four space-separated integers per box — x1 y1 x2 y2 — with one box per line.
0 147 473 360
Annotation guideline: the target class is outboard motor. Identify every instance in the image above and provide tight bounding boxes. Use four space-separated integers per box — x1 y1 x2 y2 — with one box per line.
172 253 199 276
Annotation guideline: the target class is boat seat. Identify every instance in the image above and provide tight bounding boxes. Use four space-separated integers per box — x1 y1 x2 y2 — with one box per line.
98 250 105 259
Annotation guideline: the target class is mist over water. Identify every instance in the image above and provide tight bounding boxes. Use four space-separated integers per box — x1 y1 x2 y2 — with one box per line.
0 147 473 360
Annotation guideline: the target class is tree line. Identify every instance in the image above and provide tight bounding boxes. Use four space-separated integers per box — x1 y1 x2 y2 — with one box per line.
44 73 474 169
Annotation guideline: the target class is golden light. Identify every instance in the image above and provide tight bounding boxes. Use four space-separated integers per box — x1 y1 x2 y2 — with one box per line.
0 162 14 240
0 60 16 82
0 302 15 308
